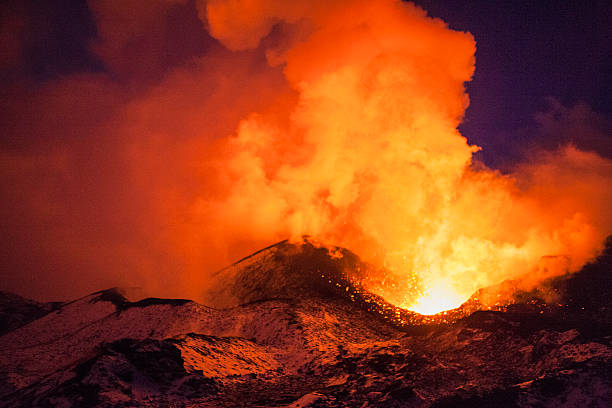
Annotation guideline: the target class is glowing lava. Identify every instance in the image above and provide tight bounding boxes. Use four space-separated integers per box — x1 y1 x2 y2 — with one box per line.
405 281 467 316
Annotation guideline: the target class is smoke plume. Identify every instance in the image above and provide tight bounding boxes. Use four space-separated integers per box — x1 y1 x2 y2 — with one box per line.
1 0 610 314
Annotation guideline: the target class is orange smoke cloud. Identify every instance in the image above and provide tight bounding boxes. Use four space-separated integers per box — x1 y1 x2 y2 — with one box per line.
196 0 612 313
1 0 610 313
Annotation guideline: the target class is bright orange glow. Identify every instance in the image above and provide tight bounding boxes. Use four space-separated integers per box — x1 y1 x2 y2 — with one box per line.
4 0 610 307
403 280 467 316
197 0 612 312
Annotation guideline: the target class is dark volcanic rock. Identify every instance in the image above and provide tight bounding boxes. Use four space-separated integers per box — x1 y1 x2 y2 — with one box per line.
204 238 376 307
1 238 611 407
0 291 60 336
204 238 434 328
89 287 193 312
12 338 218 407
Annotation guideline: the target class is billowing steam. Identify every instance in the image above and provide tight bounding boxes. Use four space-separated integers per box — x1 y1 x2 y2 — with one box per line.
1 0 611 314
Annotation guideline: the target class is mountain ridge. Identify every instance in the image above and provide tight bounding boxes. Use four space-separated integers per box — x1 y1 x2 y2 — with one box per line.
1 238 611 407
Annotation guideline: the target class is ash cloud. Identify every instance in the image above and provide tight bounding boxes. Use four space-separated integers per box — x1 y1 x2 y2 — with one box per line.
0 0 611 311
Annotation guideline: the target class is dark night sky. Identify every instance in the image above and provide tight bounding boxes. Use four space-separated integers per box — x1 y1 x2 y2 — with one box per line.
415 0 612 167
2 0 611 166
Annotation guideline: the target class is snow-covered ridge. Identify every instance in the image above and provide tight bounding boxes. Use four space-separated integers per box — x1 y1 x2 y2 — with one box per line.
1 239 611 407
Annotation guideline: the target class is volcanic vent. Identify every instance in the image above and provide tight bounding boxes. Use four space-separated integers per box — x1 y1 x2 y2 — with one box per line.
205 238 487 327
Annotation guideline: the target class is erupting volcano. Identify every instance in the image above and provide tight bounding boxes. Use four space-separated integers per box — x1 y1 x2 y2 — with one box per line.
1 0 611 406
192 0 611 315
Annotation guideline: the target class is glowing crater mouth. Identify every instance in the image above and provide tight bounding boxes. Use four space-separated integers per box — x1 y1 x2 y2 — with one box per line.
403 282 468 316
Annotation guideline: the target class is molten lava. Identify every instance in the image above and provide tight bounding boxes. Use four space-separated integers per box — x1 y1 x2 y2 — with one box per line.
404 281 467 316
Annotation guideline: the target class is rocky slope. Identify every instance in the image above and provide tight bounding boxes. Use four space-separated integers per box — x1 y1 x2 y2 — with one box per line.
0 292 61 336
1 239 611 407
